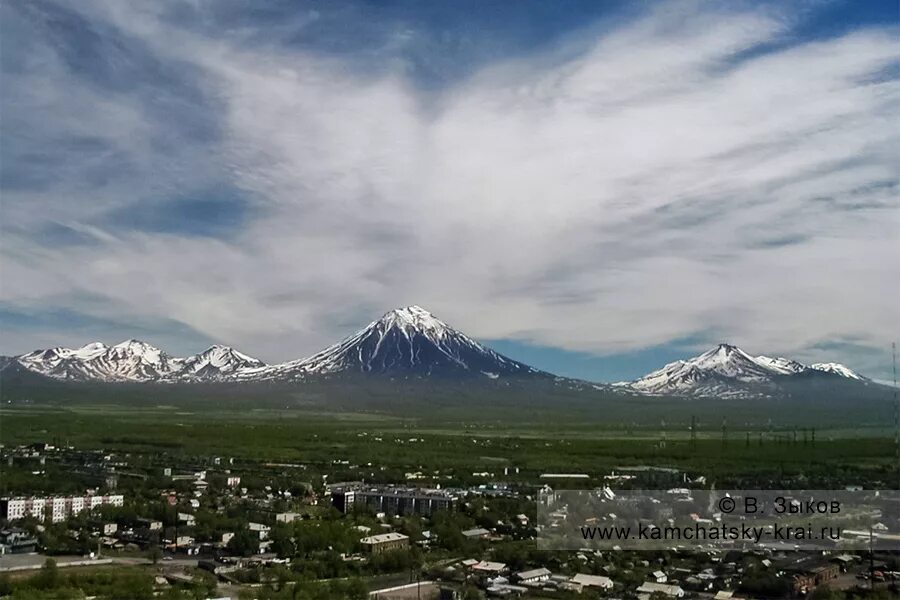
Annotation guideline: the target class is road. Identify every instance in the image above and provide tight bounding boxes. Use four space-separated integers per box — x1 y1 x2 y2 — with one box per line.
0 552 198 572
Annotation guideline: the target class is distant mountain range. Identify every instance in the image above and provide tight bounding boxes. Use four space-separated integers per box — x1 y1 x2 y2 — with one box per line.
616 343 871 399
0 306 886 401
2 306 550 384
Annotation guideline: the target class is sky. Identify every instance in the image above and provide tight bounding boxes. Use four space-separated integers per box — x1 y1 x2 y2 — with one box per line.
1 0 898 383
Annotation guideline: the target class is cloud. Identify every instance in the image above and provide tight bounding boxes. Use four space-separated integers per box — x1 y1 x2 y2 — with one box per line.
1 0 898 378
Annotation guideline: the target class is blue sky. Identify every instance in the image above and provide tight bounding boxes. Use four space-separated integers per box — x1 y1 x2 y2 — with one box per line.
1 0 898 382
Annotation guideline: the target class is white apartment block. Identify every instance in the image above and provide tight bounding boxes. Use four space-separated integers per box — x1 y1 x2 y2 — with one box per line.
1 494 124 523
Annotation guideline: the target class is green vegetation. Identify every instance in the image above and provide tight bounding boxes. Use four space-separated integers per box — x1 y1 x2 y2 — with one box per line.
1 404 896 600
1 406 896 492
0 559 215 600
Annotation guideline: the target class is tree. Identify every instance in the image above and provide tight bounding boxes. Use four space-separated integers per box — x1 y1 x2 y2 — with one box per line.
809 585 842 600
227 528 259 556
270 524 296 558
461 584 483 600
33 558 60 590
344 578 367 600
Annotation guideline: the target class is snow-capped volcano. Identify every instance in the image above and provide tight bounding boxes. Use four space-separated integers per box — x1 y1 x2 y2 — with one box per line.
3 316 872 394
3 306 545 383
625 343 870 398
254 305 546 380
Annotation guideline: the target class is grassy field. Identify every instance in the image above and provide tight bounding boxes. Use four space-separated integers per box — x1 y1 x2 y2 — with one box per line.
2 405 897 484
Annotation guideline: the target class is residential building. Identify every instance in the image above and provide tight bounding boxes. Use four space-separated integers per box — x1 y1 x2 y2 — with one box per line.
516 568 552 584
0 528 38 554
332 485 455 517
461 527 490 539
470 560 506 575
571 574 614 590
137 518 163 531
275 512 300 524
791 562 840 594
249 522 271 539
636 582 685 598
0 494 124 524
359 532 409 555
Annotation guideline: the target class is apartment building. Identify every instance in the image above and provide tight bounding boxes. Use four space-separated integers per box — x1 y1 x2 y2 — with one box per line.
1 494 124 523
331 485 455 517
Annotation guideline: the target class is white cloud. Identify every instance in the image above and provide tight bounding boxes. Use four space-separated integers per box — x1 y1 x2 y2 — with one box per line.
1 1 898 376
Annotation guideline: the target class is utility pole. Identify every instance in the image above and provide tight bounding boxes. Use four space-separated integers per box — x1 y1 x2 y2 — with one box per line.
869 527 875 590
893 342 898 488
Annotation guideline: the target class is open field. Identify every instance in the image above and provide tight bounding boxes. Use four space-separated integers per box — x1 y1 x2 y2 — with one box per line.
2 405 897 488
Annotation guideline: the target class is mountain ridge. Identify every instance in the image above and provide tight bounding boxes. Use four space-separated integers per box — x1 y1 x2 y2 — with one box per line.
0 310 876 402
619 343 870 399
2 306 552 384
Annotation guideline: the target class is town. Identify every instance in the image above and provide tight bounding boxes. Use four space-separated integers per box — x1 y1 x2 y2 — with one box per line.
1 435 897 600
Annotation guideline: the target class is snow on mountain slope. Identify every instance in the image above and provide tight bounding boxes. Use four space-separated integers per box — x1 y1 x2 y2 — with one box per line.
51 340 176 382
5 314 872 393
809 362 867 380
18 343 110 379
626 343 870 398
5 306 543 383
250 306 547 380
178 345 266 379
628 344 778 397
754 355 807 375
11 340 264 382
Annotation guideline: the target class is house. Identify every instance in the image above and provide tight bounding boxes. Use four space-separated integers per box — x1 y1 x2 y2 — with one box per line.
653 570 668 583
360 532 409 555
0 528 38 554
571 573 614 589
220 532 234 545
636 582 685 597
275 512 300 524
470 560 506 575
516 568 552 584
461 527 490 539
418 530 435 547
137 518 163 531
791 562 839 594
102 522 118 536
177 513 196 527
249 522 270 540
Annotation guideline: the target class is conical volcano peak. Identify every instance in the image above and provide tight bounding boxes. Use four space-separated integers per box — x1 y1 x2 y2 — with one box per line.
263 305 546 379
380 305 447 332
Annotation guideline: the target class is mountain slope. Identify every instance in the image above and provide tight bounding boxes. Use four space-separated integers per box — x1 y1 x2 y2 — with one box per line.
245 306 548 380
625 343 875 399
1 306 548 384
808 362 866 380
9 340 265 382
177 345 266 379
